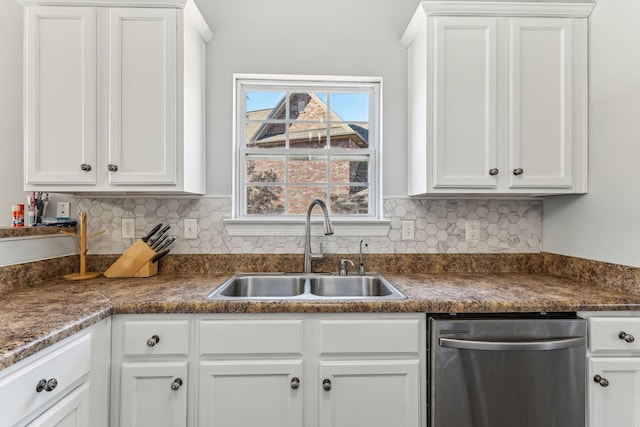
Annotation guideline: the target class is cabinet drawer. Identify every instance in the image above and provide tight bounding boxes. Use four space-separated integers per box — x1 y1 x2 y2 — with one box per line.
319 319 420 354
122 319 190 356
199 320 303 355
589 318 640 352
0 334 90 426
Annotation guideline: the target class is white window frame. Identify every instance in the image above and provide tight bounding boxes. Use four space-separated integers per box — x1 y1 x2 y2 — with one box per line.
225 74 389 237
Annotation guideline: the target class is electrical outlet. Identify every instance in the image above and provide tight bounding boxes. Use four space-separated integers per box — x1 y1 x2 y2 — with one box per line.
402 220 415 240
465 220 480 242
121 218 135 239
184 218 198 239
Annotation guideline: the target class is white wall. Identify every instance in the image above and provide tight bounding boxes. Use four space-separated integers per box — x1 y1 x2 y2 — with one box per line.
543 0 640 267
197 0 418 196
0 0 26 225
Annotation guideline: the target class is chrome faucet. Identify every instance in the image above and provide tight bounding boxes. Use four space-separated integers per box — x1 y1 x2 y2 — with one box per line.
303 199 334 273
358 239 368 276
339 259 355 276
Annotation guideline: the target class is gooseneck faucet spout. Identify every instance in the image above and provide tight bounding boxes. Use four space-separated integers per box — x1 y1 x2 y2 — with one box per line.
304 199 334 273
359 239 368 276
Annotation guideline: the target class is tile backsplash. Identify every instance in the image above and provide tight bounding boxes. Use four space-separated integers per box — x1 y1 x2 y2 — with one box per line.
77 197 541 255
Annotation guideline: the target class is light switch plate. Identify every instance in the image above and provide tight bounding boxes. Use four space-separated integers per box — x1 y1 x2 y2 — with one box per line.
184 218 198 239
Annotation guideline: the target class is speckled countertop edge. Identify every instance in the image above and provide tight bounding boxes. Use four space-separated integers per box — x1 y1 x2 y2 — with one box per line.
2 270 640 371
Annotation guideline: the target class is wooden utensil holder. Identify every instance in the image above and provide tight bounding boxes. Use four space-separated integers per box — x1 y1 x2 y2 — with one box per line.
104 239 158 278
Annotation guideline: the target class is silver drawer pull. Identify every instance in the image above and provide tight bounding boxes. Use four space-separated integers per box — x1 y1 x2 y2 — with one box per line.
107 164 119 172
488 168 499 176
594 375 609 387
146 335 160 347
513 168 524 176
171 378 183 391
619 331 635 343
36 378 58 392
80 163 92 172
322 379 332 391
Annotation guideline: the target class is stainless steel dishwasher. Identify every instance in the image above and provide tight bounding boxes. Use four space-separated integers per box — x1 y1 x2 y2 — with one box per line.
429 315 586 427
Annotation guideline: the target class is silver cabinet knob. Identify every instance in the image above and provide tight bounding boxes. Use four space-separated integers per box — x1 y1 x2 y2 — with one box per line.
489 168 499 176
290 377 300 390
107 164 119 172
513 168 524 176
36 379 47 392
80 163 92 172
170 378 183 391
594 375 609 387
45 378 58 392
36 378 58 392
146 335 160 347
322 379 332 391
619 331 635 343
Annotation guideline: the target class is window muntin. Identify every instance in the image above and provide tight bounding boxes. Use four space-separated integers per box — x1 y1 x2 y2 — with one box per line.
235 76 380 219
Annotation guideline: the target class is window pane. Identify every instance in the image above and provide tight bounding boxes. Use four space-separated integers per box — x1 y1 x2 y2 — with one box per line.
288 186 326 215
246 185 285 214
289 92 326 121
289 125 328 149
330 186 369 215
289 156 327 184
246 157 285 183
246 122 287 148
330 156 369 184
329 93 369 121
246 91 285 118
329 123 369 148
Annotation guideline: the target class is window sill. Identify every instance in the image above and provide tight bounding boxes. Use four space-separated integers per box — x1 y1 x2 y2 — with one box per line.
223 218 391 237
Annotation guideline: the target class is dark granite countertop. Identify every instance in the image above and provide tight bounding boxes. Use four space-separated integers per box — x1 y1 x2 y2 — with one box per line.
2 271 640 371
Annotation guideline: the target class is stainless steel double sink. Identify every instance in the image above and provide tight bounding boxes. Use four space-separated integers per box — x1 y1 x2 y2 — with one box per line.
206 273 407 300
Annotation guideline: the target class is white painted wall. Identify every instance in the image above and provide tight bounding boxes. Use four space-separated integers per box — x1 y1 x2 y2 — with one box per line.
197 0 418 196
543 0 640 267
0 0 26 225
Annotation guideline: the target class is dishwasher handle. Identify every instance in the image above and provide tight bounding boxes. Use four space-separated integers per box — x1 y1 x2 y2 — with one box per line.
439 336 585 351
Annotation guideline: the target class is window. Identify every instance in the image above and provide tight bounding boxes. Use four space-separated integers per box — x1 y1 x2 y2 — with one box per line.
233 75 382 222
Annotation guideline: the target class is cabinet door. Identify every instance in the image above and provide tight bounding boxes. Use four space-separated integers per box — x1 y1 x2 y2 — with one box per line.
589 357 640 427
24 7 97 185
28 382 90 427
198 360 303 427
431 17 498 189
107 8 177 185
318 359 420 427
508 18 574 189
119 361 188 427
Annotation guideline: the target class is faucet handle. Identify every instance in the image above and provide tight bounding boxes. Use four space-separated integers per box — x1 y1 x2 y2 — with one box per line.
339 259 355 276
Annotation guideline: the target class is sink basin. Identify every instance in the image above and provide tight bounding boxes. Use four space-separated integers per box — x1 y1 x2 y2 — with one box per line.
309 276 398 297
206 274 406 300
213 275 306 298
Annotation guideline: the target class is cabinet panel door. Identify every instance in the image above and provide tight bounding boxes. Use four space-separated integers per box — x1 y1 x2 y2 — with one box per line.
432 17 498 189
107 8 177 185
318 359 420 427
24 7 97 185
589 358 640 427
28 382 90 427
119 361 188 427
508 18 573 189
198 360 303 427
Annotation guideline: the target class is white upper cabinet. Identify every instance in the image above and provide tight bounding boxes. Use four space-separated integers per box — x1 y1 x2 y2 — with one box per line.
22 0 212 194
402 1 594 196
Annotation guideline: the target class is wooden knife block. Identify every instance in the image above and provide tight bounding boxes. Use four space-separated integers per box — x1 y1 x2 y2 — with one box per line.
104 239 158 278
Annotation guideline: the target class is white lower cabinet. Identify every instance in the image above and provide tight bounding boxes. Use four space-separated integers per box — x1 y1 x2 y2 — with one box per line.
110 315 192 427
0 318 110 427
110 313 426 427
198 360 304 426
318 360 420 427
197 314 426 427
580 312 640 427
